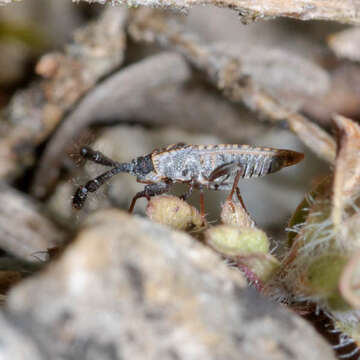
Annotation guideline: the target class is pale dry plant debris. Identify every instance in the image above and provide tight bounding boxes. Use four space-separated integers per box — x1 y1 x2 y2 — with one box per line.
328 27 360 62
0 210 337 360
0 183 64 261
0 6 128 182
76 0 360 25
129 9 336 163
211 43 330 110
332 115 360 228
302 63 360 124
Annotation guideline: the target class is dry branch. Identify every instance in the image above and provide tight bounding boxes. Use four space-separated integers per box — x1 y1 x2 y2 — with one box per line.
129 9 336 163
0 6 127 182
76 0 360 25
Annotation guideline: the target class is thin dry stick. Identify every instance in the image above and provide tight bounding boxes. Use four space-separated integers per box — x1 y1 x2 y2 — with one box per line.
76 0 360 25
129 9 336 163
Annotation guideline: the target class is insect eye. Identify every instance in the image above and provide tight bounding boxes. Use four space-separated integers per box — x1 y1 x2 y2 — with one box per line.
135 155 154 175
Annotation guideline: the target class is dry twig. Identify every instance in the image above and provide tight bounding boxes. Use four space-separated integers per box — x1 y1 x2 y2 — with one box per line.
76 0 360 25
129 9 336 163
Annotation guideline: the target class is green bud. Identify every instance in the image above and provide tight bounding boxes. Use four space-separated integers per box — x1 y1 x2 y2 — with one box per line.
305 254 349 310
205 224 269 257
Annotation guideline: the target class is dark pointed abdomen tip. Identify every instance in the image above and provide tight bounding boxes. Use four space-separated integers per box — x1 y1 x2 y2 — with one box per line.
282 150 305 167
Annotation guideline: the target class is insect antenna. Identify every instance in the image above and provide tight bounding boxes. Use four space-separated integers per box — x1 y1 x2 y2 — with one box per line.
79 146 120 167
73 161 133 209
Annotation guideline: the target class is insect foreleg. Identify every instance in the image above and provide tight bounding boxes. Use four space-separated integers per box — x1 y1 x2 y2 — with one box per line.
73 166 125 209
128 182 171 213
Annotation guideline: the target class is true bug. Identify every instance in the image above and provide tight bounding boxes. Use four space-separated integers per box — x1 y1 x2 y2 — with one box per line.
72 143 304 215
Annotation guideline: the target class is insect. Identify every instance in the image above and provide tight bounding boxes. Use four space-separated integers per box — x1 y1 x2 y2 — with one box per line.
72 143 304 215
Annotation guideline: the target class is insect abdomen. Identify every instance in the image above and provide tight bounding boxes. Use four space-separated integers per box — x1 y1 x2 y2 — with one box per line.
241 154 273 178
214 152 275 179
238 151 303 178
201 148 303 180
152 145 303 181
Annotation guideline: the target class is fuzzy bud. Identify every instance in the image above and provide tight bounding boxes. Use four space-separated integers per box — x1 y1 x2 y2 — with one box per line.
221 198 255 228
236 254 280 283
146 195 203 231
304 254 349 309
205 224 269 257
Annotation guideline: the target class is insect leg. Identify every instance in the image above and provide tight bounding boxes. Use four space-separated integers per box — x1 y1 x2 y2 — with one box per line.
180 181 194 201
73 166 125 209
235 187 247 211
199 186 206 219
226 170 242 203
225 169 250 216
207 162 236 182
128 182 171 213
79 147 119 167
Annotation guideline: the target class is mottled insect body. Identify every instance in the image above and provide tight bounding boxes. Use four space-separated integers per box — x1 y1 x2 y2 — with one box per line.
149 144 302 189
72 143 304 214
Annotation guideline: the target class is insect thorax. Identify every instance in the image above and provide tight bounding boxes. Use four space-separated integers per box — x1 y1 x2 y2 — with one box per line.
152 148 199 182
